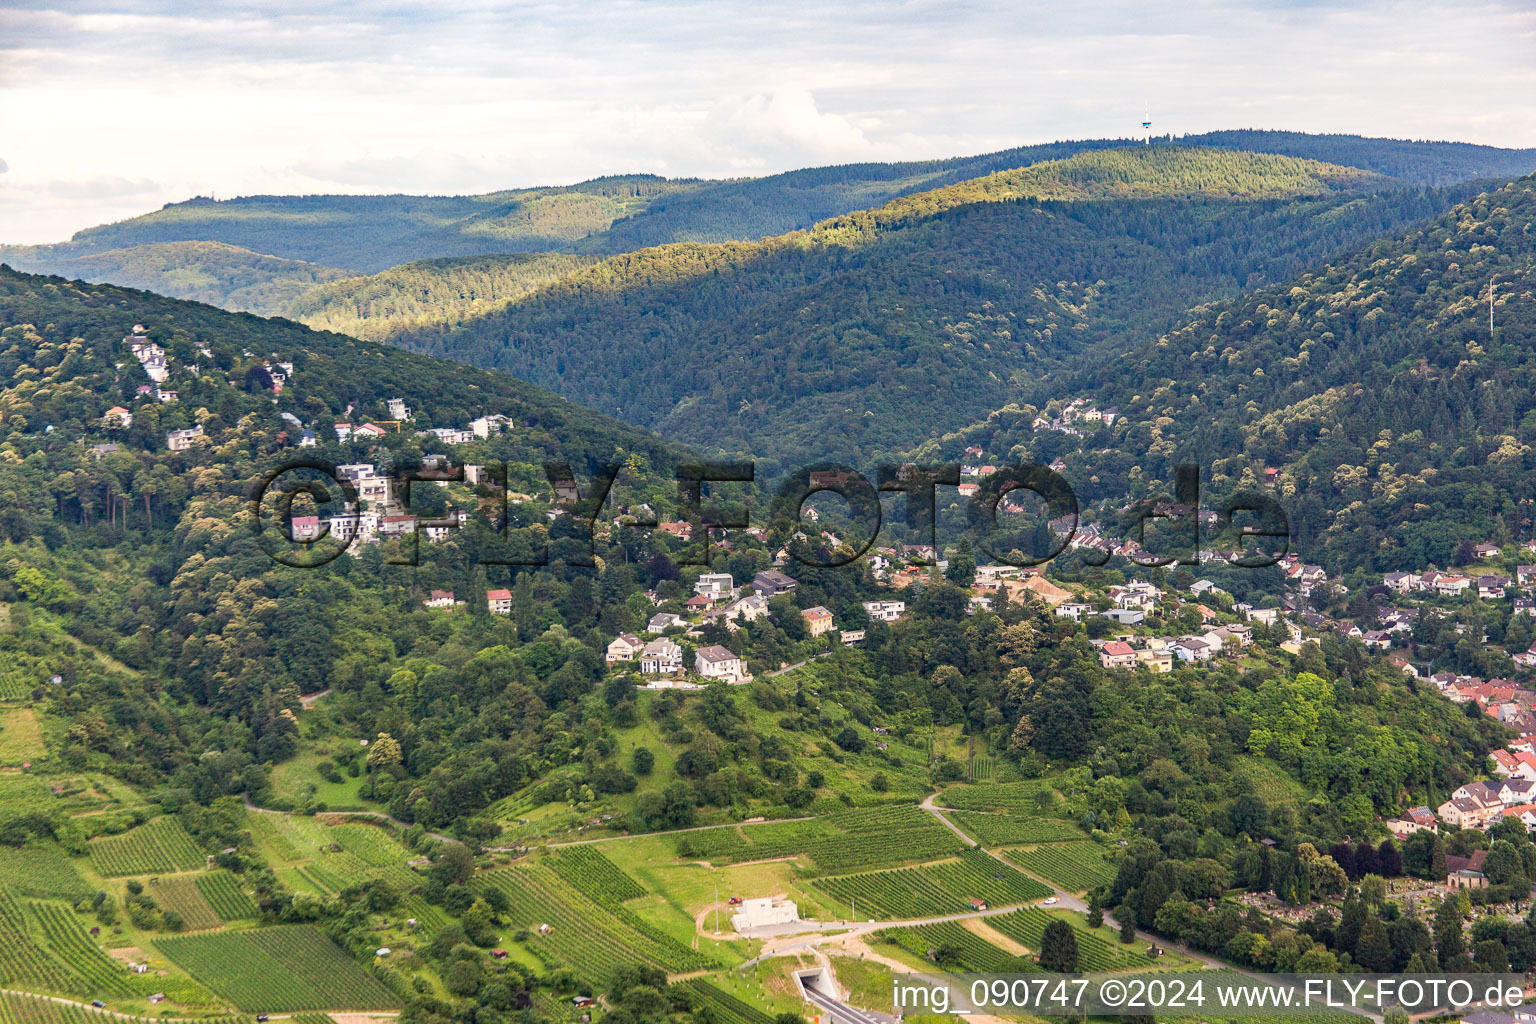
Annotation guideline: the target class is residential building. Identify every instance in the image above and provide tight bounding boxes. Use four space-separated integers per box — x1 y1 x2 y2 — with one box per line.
487 589 513 615
694 573 734 600
648 612 683 633
166 425 205 452
695 645 746 682
802 606 835 637
1099 641 1138 669
423 590 457 609
862 600 905 622
753 569 798 595
640 638 683 676
606 634 644 663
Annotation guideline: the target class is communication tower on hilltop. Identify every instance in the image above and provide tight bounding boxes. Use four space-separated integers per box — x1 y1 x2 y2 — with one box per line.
1142 103 1152 145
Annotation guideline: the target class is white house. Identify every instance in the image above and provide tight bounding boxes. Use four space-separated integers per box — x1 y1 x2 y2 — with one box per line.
640 638 683 676
694 573 735 600
862 600 905 622
166 425 205 452
695 645 746 682
606 634 644 663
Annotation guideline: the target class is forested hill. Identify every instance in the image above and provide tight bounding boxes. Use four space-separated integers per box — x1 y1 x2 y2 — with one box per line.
1007 174 1536 575
0 266 679 488
1178 130 1536 186
384 148 1481 470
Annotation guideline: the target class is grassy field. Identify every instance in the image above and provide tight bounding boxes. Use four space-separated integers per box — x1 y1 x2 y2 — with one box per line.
155 925 398 1011
88 816 205 876
0 708 45 764
813 850 1051 920
1005 841 1117 891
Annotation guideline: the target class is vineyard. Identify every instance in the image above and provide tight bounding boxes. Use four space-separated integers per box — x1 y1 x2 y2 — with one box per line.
26 903 133 997
969 756 997 783
399 893 449 934
156 925 398 1011
676 805 966 872
1005 842 1116 892
0 885 83 995
0 991 249 1024
935 781 1061 813
548 847 645 902
151 875 221 931
194 871 259 921
876 921 1032 973
328 824 412 866
813 850 1050 920
477 862 714 981
947 810 1082 846
676 980 773 1024
87 817 204 876
987 908 1152 971
0 847 89 901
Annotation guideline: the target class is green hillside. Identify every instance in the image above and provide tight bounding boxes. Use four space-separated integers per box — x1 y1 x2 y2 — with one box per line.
386 147 1475 466
1018 173 1536 574
6 131 1530 327
0 241 350 317
0 259 1516 1020
281 253 601 342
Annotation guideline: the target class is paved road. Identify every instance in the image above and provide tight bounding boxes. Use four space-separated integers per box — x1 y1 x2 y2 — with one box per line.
803 979 893 1024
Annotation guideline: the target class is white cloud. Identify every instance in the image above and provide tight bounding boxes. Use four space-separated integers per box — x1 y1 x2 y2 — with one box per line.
0 0 1533 242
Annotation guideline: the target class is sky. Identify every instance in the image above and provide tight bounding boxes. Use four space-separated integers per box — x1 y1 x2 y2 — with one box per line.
2 0 1535 244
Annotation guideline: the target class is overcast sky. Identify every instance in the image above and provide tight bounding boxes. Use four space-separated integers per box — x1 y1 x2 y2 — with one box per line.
2 0 1534 244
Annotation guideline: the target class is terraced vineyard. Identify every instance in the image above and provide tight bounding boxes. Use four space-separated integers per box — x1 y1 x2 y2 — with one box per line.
87 816 204 876
548 847 645 902
195 870 259 921
27 902 133 997
947 810 1082 846
677 805 966 872
814 850 1050 920
987 908 1152 971
246 811 301 860
877 921 1033 973
156 925 397 1011
1005 842 1116 891
677 980 773 1024
0 885 84 995
478 862 714 980
151 875 222 931
0 847 89 901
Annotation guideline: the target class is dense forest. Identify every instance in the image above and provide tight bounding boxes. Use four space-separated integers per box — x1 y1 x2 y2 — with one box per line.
383 149 1485 469
983 173 1536 576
